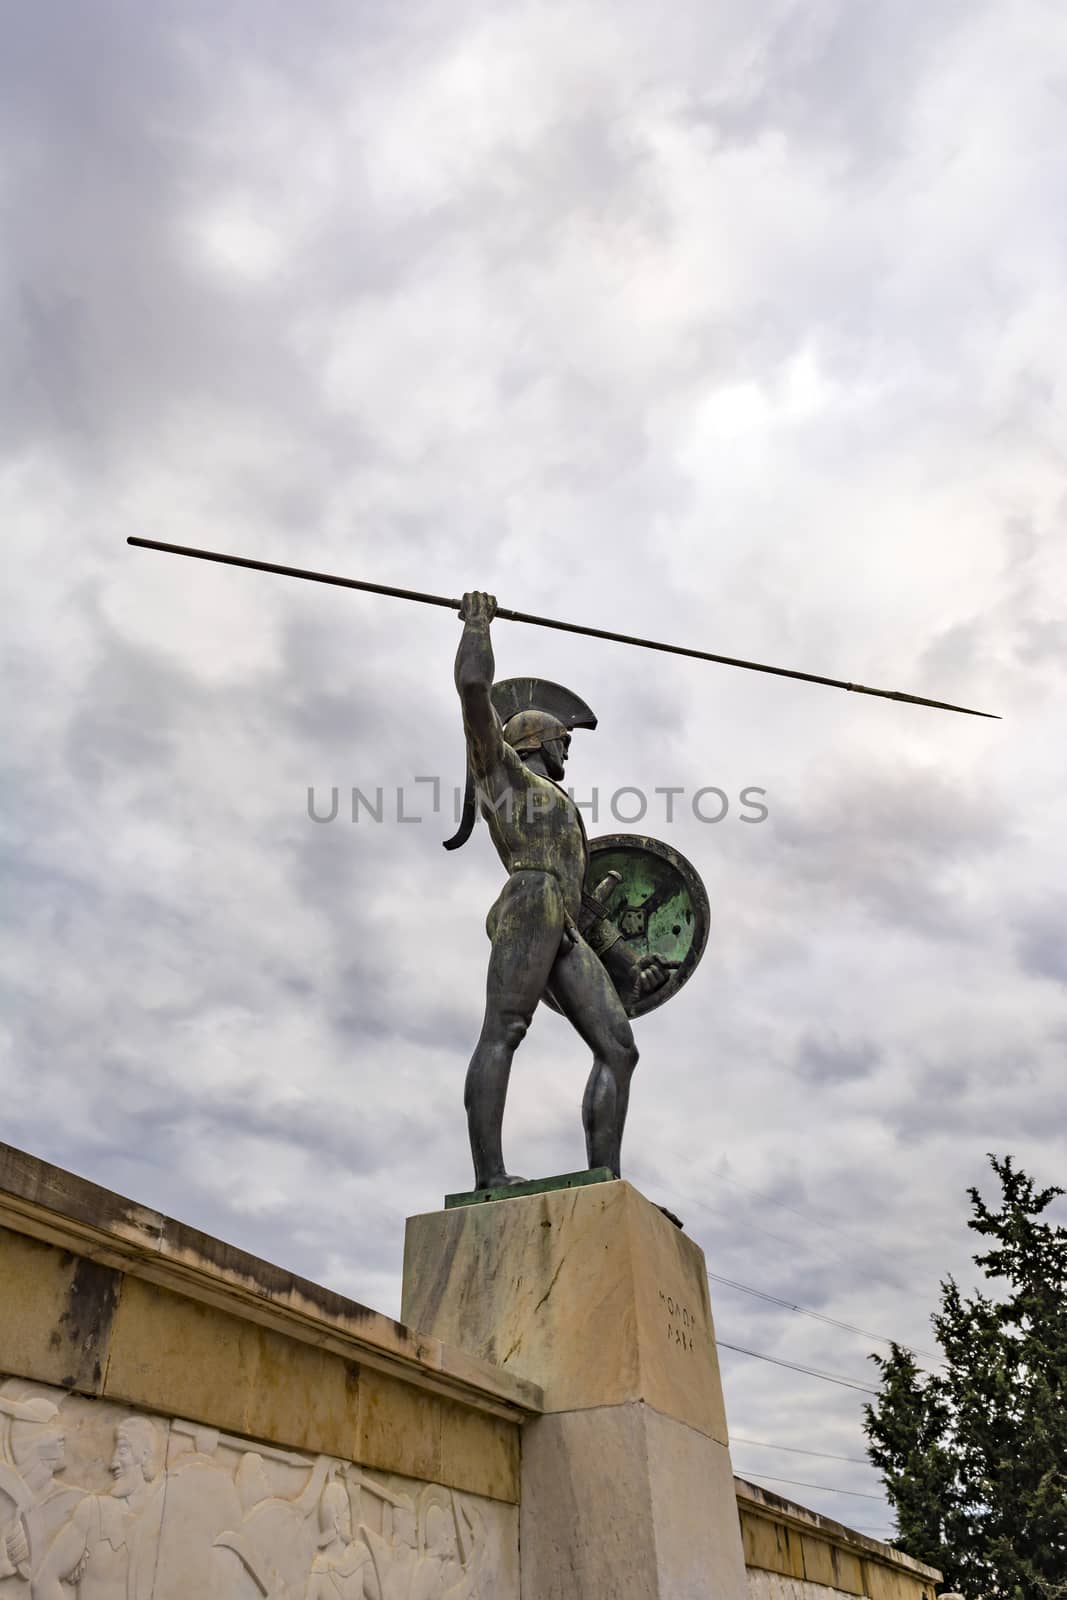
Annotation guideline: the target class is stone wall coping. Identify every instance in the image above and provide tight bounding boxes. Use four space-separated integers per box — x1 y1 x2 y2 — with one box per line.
0 1141 543 1422
735 1476 942 1581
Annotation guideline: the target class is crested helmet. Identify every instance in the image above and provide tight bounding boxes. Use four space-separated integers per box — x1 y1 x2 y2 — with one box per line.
443 676 596 850
502 708 570 755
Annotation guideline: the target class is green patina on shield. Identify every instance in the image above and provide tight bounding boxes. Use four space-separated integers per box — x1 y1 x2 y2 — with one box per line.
543 832 711 1020
591 847 696 966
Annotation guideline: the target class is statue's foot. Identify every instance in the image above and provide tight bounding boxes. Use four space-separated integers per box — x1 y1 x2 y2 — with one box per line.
476 1172 528 1190
657 1204 684 1230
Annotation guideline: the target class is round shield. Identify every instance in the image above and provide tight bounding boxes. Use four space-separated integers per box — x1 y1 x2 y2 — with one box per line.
545 833 711 1020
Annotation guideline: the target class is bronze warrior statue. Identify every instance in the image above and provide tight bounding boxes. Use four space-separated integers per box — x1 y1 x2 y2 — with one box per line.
453 590 671 1190
121 540 990 1197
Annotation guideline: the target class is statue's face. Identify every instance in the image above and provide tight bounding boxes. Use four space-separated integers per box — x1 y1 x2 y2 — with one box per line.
38 1428 66 1472
425 1504 458 1561
542 732 571 781
110 1430 145 1496
12 1424 65 1479
321 1487 352 1544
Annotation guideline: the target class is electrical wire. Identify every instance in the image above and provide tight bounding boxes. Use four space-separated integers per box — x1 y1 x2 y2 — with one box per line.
738 1471 886 1501
715 1340 879 1394
707 1269 944 1366
731 1435 873 1467
650 1168 927 1302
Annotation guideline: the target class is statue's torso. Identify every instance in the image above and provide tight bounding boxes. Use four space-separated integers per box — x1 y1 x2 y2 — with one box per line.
479 748 587 917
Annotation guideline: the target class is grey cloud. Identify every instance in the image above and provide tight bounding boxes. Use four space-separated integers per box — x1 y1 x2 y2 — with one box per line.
919 619 989 681
63 629 209 790
745 0 978 170
1015 904 1067 985
90 1060 395 1182
1015 617 1067 671
1 13 373 467
795 1030 882 1085
920 578 1067 700
330 990 476 1057
274 613 412 754
773 764 1015 939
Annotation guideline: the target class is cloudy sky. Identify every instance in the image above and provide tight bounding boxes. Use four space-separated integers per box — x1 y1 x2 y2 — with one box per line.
3 0 1065 1542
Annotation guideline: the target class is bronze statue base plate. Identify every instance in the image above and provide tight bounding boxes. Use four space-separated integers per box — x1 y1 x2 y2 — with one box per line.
444 1166 615 1209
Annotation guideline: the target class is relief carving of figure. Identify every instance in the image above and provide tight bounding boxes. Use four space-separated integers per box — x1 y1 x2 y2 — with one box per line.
356 1477 417 1600
304 1482 374 1599
347 1481 487 1600
411 1491 485 1600
214 1451 334 1599
152 1424 244 1600
0 1392 84 1593
30 1416 164 1600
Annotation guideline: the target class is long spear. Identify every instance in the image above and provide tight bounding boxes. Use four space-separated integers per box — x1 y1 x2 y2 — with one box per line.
126 537 999 719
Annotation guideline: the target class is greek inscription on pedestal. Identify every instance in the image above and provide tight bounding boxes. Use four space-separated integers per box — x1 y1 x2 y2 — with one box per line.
658 1288 697 1353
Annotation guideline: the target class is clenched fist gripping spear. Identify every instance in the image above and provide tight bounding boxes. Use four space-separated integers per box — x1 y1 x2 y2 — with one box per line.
127 538 997 1190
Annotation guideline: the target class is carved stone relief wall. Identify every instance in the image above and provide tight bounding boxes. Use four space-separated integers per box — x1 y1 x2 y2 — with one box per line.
0 1376 518 1600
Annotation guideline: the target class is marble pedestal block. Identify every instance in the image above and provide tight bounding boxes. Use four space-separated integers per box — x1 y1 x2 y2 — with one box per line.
403 1179 749 1600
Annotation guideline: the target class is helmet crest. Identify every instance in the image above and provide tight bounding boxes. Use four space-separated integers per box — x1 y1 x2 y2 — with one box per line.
444 677 597 851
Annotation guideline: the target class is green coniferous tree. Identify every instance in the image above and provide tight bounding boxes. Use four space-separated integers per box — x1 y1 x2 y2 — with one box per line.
864 1155 1066 1599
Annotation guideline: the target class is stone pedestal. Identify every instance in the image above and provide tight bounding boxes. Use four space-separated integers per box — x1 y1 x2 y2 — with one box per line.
402 1178 749 1600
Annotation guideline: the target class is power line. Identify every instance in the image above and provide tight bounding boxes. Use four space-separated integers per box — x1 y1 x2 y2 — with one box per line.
716 1340 879 1395
708 1269 944 1366
648 1166 946 1367
731 1435 873 1467
739 1470 886 1502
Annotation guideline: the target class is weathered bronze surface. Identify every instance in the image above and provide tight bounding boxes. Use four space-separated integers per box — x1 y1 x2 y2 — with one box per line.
544 834 710 1021
453 591 701 1191
444 1167 615 1209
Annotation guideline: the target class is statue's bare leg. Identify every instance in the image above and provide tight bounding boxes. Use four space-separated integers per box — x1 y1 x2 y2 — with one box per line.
466 870 566 1188
546 936 638 1178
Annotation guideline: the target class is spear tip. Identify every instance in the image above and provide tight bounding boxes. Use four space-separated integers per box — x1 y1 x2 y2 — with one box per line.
847 682 1001 720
